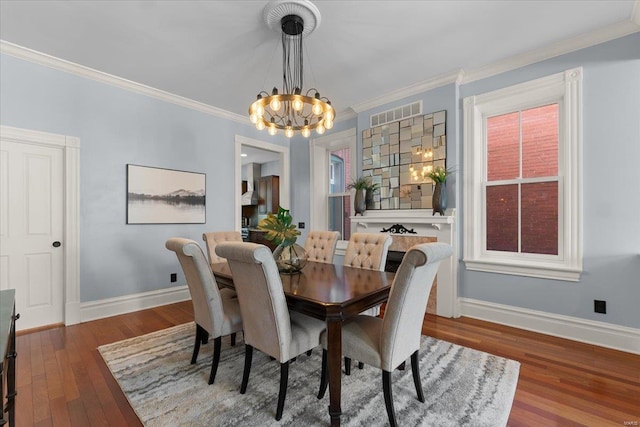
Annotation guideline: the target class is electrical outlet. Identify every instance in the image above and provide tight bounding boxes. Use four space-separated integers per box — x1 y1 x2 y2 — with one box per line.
298 222 305 229
594 300 606 314
170 273 177 283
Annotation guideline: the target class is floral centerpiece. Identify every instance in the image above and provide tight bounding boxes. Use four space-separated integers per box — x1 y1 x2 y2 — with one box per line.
258 206 308 274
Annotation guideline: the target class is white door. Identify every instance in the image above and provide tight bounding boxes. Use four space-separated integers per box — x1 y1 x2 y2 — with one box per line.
0 139 65 330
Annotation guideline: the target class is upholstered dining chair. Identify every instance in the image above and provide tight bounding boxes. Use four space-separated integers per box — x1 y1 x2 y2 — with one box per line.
215 241 326 421
343 232 393 372
202 231 242 265
165 237 243 385
318 242 453 427
304 230 340 263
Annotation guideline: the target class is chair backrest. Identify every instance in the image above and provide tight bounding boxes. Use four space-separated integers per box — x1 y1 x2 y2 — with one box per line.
202 231 242 264
380 242 452 371
304 231 340 263
343 233 392 271
215 241 292 362
165 237 226 337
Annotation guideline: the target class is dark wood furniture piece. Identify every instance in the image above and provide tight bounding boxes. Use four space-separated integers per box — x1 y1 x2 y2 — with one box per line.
246 229 278 251
257 175 279 215
210 261 394 427
0 289 18 427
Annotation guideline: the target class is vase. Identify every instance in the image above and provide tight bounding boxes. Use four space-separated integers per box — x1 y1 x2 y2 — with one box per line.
273 243 308 274
354 189 366 216
365 189 375 210
432 181 447 216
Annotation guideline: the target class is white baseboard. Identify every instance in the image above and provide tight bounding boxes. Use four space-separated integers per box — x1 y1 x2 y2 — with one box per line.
80 285 190 323
459 298 640 355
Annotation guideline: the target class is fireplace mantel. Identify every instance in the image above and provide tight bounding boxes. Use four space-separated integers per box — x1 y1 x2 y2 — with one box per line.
350 209 459 318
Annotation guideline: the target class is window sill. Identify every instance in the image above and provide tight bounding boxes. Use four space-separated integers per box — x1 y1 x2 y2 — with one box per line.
464 259 581 282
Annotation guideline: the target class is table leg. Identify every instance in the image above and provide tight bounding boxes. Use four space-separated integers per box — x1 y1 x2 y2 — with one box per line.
327 318 342 427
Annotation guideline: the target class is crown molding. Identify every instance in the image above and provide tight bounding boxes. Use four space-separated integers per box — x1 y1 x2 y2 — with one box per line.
351 70 462 113
0 40 249 125
460 19 640 85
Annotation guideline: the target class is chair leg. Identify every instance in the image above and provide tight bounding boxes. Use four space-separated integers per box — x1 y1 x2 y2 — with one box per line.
240 344 253 394
317 349 328 399
230 332 236 346
191 324 205 364
358 362 364 369
383 370 398 427
275 361 290 421
411 350 425 402
345 357 351 375
207 336 222 385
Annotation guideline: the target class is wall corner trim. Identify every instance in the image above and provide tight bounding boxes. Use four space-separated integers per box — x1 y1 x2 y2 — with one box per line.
460 298 640 355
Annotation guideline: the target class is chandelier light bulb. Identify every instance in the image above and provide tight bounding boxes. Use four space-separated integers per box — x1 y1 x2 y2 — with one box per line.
270 97 281 112
301 127 311 138
268 123 277 136
285 127 294 138
255 103 265 117
256 120 265 130
292 96 303 111
312 102 322 115
325 119 334 129
249 113 258 124
325 109 334 122
316 124 325 135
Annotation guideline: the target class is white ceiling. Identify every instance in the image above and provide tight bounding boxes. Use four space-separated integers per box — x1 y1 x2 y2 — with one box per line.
1 1 639 120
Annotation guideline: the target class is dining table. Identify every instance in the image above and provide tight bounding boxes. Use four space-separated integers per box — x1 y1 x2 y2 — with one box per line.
210 260 394 427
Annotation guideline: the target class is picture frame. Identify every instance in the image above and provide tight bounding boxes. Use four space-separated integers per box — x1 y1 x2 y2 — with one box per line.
126 164 206 224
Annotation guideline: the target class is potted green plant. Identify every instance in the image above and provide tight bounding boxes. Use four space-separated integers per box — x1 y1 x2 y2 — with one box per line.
257 206 308 273
348 176 375 215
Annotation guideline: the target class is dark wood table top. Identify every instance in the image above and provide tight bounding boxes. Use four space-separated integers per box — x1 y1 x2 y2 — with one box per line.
210 261 394 321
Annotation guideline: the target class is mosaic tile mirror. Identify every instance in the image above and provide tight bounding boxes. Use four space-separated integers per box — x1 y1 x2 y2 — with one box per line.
362 110 446 209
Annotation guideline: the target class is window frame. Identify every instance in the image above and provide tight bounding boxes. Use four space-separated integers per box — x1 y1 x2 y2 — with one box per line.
463 68 583 281
310 128 357 252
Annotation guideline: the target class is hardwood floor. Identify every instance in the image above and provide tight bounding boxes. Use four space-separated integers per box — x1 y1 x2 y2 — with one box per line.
14 301 639 426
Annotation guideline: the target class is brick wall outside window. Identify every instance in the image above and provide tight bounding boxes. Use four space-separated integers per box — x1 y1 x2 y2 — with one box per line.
486 104 559 255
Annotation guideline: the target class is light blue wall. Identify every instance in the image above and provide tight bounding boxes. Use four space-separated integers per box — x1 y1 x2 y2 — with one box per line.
3 31 638 329
458 32 640 329
300 33 639 329
0 53 288 302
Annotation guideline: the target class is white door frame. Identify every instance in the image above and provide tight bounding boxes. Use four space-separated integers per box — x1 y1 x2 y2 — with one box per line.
234 135 290 231
0 125 81 326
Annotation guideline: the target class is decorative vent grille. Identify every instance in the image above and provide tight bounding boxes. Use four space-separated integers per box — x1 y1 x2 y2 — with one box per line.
370 101 422 127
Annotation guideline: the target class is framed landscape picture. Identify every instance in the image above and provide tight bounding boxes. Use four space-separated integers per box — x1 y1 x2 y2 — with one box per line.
126 164 206 224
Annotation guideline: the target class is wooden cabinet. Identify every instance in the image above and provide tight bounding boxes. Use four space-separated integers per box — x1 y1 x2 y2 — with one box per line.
247 229 278 251
257 175 280 215
1 289 17 426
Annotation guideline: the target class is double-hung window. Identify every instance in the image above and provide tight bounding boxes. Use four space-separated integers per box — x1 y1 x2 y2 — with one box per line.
310 128 357 246
463 68 583 281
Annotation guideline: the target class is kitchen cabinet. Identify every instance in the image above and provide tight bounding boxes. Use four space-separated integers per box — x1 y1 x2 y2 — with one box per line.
257 175 280 215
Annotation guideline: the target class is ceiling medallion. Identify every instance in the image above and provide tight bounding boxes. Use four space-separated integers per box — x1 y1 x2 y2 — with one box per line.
249 0 334 138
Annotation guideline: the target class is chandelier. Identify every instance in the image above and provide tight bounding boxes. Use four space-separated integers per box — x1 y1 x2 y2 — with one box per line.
249 0 335 138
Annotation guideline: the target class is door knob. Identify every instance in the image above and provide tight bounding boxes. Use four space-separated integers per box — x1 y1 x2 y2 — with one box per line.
53 241 61 247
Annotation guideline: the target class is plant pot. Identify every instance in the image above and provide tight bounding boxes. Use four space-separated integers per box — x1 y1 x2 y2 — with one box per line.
273 243 308 274
365 189 375 210
432 181 447 216
354 189 366 216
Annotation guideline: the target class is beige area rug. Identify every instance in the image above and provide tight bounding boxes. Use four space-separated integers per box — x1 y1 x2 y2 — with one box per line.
98 323 519 426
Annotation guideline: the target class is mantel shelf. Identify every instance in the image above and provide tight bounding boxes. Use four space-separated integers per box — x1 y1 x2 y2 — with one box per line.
351 208 456 226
